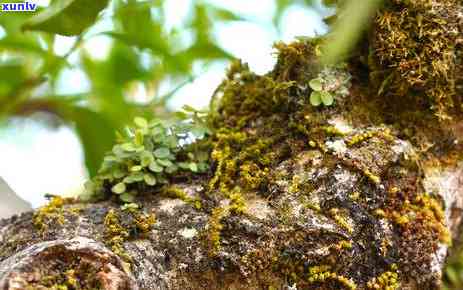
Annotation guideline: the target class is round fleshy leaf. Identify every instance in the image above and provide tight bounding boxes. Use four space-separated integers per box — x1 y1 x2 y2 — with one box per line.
140 151 154 167
157 158 173 167
120 192 135 203
130 165 143 172
165 164 178 174
310 91 322 106
189 162 198 172
144 173 157 186
154 147 170 159
149 161 164 173
321 91 334 106
134 117 148 128
178 162 190 169
111 182 126 194
123 172 144 183
121 143 136 152
309 78 323 91
112 168 125 179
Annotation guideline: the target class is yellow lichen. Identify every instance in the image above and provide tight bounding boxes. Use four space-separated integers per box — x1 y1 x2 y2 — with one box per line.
329 208 354 234
366 265 400 290
161 186 202 209
33 196 75 233
307 265 357 290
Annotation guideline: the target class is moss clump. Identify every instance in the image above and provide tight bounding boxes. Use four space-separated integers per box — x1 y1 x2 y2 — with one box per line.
103 206 156 263
371 0 463 119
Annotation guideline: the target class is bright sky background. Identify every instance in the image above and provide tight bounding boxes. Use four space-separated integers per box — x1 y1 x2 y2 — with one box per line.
0 0 330 207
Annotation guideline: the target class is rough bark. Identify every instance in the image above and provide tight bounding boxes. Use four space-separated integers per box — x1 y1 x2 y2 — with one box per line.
1 1 463 289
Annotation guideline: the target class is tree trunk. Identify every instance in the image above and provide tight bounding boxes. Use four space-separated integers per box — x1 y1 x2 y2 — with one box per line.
1 1 463 289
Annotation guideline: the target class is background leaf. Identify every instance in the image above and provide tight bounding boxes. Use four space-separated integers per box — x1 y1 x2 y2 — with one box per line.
22 0 109 36
70 107 116 177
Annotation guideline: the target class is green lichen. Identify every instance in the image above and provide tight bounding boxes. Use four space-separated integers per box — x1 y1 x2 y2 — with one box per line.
204 206 228 256
307 265 357 290
161 185 202 209
33 196 79 234
103 206 156 263
366 264 400 290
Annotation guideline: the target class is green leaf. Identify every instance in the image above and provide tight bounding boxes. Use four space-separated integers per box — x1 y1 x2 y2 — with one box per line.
309 78 323 91
111 182 126 194
178 162 190 170
310 91 322 106
71 107 116 177
156 159 173 167
22 0 110 36
154 147 170 159
123 172 144 183
140 151 154 167
134 116 148 128
148 161 163 173
120 192 135 203
210 5 245 22
121 143 136 152
321 91 334 106
130 165 143 172
143 173 157 186
112 168 125 179
189 162 198 172
165 164 178 174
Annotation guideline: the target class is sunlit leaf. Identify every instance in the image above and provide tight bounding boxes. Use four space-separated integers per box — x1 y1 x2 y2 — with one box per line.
22 0 109 36
111 182 126 194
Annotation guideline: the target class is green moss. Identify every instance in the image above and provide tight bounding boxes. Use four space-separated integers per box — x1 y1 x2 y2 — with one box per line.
371 0 463 119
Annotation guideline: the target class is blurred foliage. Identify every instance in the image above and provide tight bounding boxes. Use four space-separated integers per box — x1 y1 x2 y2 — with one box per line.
320 0 383 64
0 0 318 177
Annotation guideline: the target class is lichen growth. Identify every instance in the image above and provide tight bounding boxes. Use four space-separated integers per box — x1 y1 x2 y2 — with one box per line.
307 265 357 289
161 185 202 209
204 206 228 256
33 196 78 234
366 264 400 290
103 206 156 263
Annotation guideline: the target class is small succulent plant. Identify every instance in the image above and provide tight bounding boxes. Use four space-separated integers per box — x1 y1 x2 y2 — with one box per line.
82 108 210 203
309 65 351 107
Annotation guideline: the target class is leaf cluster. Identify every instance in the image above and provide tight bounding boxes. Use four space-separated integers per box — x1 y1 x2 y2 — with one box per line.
83 113 210 203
